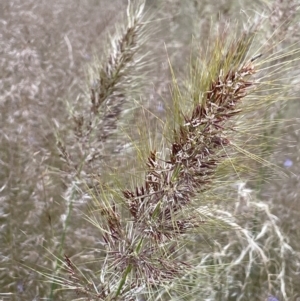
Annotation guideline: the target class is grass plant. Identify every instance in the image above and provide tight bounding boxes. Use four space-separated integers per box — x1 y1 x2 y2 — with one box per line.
1 1 300 301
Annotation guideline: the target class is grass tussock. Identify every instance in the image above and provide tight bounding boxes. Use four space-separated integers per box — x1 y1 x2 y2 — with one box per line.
1 1 300 301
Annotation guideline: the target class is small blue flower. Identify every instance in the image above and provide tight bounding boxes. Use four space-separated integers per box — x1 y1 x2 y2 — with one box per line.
268 295 279 301
283 158 293 168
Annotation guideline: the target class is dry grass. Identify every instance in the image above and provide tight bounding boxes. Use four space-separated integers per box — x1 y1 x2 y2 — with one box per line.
1 0 300 301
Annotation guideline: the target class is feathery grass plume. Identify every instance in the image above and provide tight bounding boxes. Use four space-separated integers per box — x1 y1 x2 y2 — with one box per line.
153 21 300 301
56 0 149 184
41 17 300 301
42 1 151 300
121 25 299 301
54 0 150 259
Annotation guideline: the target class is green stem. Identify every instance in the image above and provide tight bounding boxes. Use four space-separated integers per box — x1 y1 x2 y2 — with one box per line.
115 264 132 298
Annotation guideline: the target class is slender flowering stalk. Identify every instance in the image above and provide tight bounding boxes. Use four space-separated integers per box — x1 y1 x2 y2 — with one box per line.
57 0 148 178
47 2 152 300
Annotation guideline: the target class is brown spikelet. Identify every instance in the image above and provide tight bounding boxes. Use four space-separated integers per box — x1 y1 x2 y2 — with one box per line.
123 58 257 234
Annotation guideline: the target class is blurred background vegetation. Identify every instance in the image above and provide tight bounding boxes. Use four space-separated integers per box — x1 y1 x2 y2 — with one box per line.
1 0 300 300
